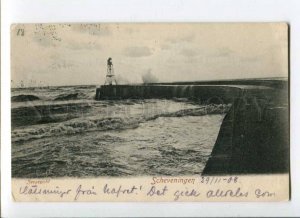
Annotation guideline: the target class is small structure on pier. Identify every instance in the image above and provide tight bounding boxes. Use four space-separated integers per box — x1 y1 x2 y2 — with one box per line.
104 57 118 85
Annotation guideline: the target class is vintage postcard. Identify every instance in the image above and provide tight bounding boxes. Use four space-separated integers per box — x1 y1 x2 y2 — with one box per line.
11 23 289 202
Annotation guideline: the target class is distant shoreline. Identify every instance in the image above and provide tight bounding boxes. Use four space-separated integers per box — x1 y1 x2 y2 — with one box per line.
11 77 288 90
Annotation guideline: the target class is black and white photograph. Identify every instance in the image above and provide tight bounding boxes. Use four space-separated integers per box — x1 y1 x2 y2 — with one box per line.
11 23 289 180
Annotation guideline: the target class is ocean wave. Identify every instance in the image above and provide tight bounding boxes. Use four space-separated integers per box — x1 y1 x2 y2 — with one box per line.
52 90 95 101
11 116 140 143
11 86 96 103
54 93 79 101
146 104 230 121
11 94 40 102
11 102 93 128
11 104 230 143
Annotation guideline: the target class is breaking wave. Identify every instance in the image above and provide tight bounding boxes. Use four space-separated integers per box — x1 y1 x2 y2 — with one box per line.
11 104 230 143
11 102 93 128
11 85 96 103
11 94 40 102
54 93 79 101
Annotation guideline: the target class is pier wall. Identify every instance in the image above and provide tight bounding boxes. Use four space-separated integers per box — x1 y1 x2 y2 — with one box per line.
95 83 289 175
203 88 289 174
96 85 241 104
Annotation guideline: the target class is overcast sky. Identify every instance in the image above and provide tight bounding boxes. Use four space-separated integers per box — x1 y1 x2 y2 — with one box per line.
11 23 288 87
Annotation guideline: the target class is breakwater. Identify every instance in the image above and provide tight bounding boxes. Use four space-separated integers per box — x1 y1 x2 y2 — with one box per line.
202 86 289 174
96 85 241 103
95 80 289 175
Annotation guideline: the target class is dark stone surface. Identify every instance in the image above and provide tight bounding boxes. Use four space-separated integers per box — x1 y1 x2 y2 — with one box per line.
203 87 289 175
96 85 241 104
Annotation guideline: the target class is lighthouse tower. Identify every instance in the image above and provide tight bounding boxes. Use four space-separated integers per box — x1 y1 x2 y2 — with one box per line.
104 57 118 85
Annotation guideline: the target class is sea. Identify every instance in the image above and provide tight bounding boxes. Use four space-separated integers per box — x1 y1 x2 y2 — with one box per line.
11 85 229 178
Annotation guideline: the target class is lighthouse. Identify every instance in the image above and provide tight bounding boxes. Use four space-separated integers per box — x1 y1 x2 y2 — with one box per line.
104 57 118 85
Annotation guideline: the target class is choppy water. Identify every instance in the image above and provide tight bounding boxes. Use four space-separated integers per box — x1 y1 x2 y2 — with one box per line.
11 86 229 178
